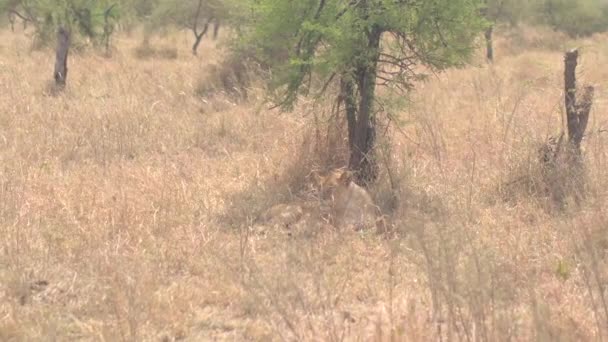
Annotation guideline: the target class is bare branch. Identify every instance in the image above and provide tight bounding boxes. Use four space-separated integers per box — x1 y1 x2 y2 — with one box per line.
9 9 32 22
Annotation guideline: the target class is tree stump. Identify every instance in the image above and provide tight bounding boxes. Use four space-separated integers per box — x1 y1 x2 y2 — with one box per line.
564 49 594 155
537 48 595 207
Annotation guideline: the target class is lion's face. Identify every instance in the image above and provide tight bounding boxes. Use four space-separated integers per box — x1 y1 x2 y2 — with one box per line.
313 169 353 200
311 168 379 231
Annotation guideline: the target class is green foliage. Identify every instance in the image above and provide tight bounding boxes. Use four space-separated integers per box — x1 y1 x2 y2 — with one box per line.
483 0 539 26
1 0 120 47
0 0 15 13
149 0 218 27
242 0 487 109
482 0 608 36
144 0 243 36
540 0 608 37
130 0 157 19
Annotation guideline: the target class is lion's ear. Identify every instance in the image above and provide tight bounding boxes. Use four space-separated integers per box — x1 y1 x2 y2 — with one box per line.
339 170 353 186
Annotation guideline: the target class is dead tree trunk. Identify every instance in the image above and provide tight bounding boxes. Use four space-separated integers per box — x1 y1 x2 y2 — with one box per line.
485 26 494 62
537 48 595 206
564 49 594 155
54 27 71 88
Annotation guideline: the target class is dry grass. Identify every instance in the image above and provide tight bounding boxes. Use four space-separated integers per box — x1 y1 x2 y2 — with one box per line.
1 26 608 341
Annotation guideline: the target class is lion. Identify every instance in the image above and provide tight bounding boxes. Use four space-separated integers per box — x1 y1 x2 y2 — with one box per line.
314 169 385 232
257 168 387 234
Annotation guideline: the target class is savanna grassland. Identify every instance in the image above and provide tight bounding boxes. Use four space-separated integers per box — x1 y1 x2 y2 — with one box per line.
1 25 608 341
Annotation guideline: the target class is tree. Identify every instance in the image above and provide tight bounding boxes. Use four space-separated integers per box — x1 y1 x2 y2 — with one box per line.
481 0 537 62
102 3 118 54
244 0 486 184
480 0 502 62
0 0 119 87
0 0 35 30
189 0 215 55
54 26 70 86
146 0 229 55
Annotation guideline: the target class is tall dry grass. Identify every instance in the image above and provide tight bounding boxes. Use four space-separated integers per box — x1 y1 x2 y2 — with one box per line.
1 25 608 341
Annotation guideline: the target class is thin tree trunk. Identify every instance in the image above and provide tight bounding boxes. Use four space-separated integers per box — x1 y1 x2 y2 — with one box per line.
213 20 220 40
485 26 494 62
192 21 210 56
103 4 116 55
192 31 205 55
54 27 71 87
8 13 15 32
191 0 210 55
349 25 382 184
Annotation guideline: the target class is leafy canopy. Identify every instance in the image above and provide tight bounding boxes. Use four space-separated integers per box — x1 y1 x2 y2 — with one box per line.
243 0 487 109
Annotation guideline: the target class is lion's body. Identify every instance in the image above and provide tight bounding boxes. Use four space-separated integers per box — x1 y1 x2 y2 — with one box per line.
316 169 380 231
259 169 386 234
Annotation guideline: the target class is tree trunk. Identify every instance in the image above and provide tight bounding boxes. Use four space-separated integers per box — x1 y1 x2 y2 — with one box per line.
537 49 595 206
192 0 205 55
192 21 210 55
213 20 220 40
54 27 71 87
348 25 382 185
103 28 111 55
564 49 593 154
192 32 205 55
485 26 494 62
8 13 15 32
103 4 116 55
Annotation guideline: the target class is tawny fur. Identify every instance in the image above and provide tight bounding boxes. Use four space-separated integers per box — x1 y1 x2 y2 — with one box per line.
315 169 380 231
260 169 385 233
